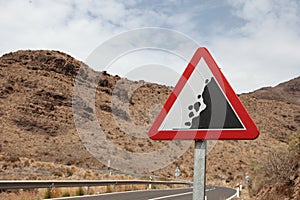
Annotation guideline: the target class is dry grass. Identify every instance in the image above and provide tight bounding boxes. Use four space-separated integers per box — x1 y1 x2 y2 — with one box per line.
0 153 165 199
0 182 168 199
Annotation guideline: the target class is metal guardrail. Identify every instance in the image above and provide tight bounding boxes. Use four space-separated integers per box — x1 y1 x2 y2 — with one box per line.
0 180 193 190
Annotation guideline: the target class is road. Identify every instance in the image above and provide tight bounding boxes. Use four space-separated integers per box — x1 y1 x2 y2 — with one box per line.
52 187 236 200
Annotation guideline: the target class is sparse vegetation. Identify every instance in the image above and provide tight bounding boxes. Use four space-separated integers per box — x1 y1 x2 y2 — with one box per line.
106 185 114 193
289 131 300 155
43 188 51 199
249 133 300 199
75 187 85 196
61 191 71 197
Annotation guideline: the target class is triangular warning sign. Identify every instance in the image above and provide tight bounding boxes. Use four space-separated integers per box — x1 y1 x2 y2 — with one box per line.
149 47 259 140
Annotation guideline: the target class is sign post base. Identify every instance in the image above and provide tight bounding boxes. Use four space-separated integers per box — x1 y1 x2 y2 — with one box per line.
193 140 207 200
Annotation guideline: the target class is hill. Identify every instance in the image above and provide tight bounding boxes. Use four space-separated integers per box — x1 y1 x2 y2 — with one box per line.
0 50 299 199
248 76 300 105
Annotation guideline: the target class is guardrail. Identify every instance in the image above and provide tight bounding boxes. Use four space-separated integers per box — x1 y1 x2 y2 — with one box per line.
0 180 193 194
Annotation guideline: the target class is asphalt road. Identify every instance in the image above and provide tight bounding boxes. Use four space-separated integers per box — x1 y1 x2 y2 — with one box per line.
52 187 236 200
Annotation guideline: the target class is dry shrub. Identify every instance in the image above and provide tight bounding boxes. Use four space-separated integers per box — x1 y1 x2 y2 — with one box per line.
261 150 298 183
75 187 85 196
43 188 62 199
249 145 299 199
106 185 113 193
289 131 300 155
124 184 133 191
4 155 20 163
0 189 39 200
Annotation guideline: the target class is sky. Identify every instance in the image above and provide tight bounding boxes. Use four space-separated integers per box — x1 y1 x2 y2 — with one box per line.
0 0 300 93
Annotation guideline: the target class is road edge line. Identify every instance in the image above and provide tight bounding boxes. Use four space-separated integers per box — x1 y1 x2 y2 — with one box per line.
148 191 192 200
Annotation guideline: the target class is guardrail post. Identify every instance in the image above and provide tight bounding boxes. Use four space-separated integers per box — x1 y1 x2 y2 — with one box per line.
87 185 90 195
50 183 55 197
236 185 240 198
114 183 116 192
131 184 134 191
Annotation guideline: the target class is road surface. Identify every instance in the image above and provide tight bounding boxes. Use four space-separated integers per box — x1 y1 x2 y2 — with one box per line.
52 187 236 200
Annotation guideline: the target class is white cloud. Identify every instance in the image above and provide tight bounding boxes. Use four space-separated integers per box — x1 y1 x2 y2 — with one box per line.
0 0 130 59
208 0 300 92
0 0 299 92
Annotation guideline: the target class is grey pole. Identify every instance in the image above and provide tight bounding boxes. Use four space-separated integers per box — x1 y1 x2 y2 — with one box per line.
193 140 207 200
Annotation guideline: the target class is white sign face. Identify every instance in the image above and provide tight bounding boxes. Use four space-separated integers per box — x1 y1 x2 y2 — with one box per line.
159 59 212 130
158 59 243 131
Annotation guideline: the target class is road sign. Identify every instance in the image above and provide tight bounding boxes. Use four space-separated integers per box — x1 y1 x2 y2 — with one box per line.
245 176 250 184
149 47 259 140
175 166 180 177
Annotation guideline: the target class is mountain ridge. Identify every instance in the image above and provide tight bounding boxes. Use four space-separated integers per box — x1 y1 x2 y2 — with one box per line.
247 75 300 105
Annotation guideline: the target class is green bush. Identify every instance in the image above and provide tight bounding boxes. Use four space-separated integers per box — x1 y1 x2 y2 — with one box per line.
44 188 52 199
61 191 70 197
75 187 85 196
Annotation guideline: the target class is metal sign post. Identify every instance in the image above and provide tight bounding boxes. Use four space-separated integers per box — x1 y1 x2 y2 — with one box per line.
193 140 207 200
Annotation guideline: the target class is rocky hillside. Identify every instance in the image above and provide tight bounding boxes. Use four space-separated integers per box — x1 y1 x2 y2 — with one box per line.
0 50 299 199
248 76 300 105
246 76 300 199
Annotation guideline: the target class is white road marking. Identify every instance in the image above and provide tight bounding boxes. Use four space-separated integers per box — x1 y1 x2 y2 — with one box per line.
206 187 216 192
226 189 238 200
147 187 219 200
148 192 192 200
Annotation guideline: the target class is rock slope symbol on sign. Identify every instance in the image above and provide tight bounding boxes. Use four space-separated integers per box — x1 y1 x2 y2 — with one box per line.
185 77 243 129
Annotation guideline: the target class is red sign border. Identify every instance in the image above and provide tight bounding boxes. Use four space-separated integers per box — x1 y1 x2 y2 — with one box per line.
148 47 259 140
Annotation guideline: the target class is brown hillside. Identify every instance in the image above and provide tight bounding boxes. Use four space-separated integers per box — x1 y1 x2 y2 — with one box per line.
0 50 299 199
248 76 300 105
